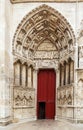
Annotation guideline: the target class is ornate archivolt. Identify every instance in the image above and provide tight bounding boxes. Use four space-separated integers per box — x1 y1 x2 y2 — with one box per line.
13 4 75 63
12 5 75 114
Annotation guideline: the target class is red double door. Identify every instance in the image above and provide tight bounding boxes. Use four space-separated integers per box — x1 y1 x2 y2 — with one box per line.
37 69 56 119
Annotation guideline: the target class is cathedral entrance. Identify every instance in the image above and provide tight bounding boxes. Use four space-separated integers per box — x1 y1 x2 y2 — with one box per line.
37 69 56 119
12 4 75 121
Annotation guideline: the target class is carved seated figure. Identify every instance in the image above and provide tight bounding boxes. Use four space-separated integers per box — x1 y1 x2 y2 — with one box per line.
63 95 67 105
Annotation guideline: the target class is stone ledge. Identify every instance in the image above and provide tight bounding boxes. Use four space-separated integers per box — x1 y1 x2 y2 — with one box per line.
57 105 83 108
13 106 34 109
10 0 83 4
0 120 12 126
57 83 74 90
0 117 12 126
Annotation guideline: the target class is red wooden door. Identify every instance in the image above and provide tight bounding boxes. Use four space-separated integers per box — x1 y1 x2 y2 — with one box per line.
37 69 56 119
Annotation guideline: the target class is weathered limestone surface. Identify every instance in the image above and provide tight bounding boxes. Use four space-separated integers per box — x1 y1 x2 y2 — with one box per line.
0 0 13 125
12 4 75 123
1 0 83 125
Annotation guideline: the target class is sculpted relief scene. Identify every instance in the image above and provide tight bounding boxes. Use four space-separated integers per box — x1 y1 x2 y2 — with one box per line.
12 5 75 120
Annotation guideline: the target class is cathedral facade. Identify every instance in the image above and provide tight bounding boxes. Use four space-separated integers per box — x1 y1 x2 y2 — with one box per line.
0 0 83 125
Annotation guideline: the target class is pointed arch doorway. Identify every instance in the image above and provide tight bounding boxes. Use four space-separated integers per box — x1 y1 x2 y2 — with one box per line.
37 69 56 119
12 4 75 121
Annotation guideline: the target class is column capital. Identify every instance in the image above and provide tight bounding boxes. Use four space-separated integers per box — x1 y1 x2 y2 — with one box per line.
33 67 39 72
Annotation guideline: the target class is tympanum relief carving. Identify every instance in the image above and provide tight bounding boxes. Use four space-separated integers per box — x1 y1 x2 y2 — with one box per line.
35 60 58 69
34 51 59 59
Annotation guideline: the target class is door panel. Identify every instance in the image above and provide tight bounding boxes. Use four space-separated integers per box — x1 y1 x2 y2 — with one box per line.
47 70 55 101
38 102 45 119
37 69 56 119
46 102 55 119
37 70 47 101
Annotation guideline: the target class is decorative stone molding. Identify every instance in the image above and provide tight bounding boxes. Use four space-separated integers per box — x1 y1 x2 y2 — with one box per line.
34 59 59 69
10 0 83 4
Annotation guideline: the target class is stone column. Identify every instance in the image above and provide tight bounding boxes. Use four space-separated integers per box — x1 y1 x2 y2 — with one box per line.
55 69 59 120
14 62 20 86
68 61 71 84
26 65 28 87
70 61 74 83
59 64 62 86
66 63 68 84
64 62 66 85
22 64 26 87
0 0 12 125
28 66 32 88
56 69 59 88
61 66 64 86
33 68 38 119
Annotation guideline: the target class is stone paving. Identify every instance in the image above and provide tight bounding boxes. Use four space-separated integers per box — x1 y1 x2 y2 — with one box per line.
0 120 83 130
